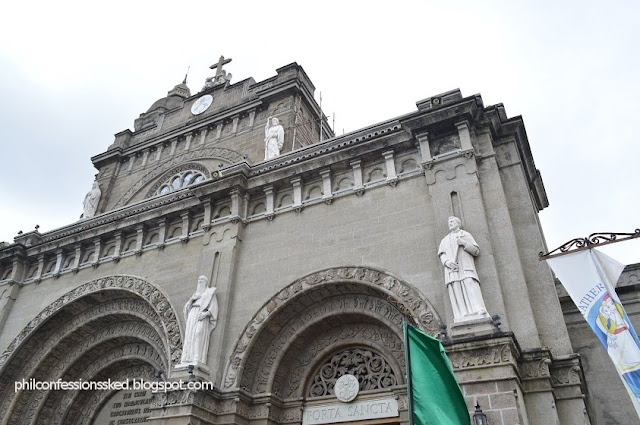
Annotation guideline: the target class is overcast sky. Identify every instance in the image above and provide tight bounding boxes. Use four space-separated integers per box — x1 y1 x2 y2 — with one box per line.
0 0 638 264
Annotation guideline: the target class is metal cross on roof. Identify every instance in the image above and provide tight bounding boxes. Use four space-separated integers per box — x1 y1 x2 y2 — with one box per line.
210 55 232 76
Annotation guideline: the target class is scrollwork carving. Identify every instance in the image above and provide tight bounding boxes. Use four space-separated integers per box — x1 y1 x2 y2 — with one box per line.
307 347 397 398
223 267 439 390
0 275 181 373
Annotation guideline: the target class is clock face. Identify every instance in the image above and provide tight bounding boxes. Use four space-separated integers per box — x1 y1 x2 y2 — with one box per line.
191 95 213 115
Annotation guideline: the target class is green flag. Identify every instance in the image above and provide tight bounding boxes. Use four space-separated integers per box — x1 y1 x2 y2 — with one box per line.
404 322 470 425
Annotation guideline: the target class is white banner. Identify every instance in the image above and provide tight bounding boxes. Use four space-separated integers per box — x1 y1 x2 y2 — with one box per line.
547 249 640 418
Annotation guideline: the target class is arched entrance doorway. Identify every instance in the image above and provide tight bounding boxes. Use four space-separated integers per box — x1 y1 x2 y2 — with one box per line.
224 266 440 425
0 275 181 425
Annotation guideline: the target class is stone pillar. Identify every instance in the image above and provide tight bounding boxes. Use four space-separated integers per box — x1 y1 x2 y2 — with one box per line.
180 212 190 242
350 159 364 195
291 177 303 212
232 115 239 134
184 134 193 151
416 130 432 162
92 237 102 266
199 127 209 145
170 139 178 156
455 121 473 152
215 123 223 139
53 249 63 277
34 254 45 282
320 168 333 204
202 197 213 231
113 231 123 261
157 218 167 249
72 244 81 271
141 149 150 167
382 150 398 186
155 145 164 162
264 185 275 220
134 225 145 255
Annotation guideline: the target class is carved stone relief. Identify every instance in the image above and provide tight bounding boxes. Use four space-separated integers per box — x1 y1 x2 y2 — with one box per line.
0 275 181 372
0 298 167 419
223 267 439 390
115 147 245 207
307 347 398 398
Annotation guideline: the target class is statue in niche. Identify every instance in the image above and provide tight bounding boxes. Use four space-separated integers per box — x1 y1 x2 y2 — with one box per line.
438 216 489 323
180 275 218 365
81 181 101 219
264 116 285 160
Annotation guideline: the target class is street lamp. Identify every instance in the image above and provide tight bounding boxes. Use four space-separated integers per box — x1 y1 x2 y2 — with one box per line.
473 401 488 425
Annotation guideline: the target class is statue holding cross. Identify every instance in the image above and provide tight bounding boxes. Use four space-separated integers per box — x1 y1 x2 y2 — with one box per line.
202 55 233 90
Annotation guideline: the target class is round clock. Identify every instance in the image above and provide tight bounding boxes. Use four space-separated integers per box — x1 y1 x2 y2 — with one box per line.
191 95 213 115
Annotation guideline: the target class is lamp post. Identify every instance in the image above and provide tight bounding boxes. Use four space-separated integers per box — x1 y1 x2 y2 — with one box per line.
473 402 488 425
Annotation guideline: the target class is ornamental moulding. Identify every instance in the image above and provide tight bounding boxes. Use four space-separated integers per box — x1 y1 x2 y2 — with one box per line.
222 266 440 389
115 146 245 207
0 275 183 370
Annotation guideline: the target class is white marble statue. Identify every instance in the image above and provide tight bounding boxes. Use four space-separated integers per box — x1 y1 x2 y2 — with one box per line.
264 116 285 160
180 275 218 365
82 181 101 219
438 216 489 323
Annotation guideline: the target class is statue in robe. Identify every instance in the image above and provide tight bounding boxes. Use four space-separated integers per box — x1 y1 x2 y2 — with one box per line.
438 216 489 323
82 181 101 219
180 275 218 365
264 116 284 160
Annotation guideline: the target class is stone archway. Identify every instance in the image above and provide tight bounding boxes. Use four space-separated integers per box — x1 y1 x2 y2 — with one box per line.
223 266 441 396
0 275 181 425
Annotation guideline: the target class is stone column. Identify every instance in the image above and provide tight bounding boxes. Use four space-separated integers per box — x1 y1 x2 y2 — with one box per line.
350 159 364 196
291 177 303 212
113 231 123 261
416 130 432 162
92 238 102 266
232 115 240 134
170 139 178 156
157 218 167 249
34 255 45 282
53 249 63 277
180 212 190 242
141 149 150 167
382 150 398 186
134 225 145 255
264 185 275 220
72 244 82 271
320 168 333 204
455 121 473 152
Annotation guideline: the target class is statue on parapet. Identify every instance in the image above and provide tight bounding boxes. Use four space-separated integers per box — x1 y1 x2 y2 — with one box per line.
81 181 101 219
438 216 489 323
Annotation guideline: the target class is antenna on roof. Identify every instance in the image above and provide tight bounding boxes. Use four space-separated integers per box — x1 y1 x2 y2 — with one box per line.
183 66 190 84
319 92 323 143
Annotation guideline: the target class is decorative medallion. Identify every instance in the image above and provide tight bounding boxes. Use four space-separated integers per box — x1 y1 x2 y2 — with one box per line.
334 374 359 402
191 95 213 115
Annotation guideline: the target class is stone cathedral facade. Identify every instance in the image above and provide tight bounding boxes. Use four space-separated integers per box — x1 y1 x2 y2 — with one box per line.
0 60 627 424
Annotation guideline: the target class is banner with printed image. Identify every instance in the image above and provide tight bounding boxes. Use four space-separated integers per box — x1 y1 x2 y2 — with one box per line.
547 249 640 418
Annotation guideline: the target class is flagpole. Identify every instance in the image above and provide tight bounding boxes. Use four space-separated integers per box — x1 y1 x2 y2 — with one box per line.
403 318 415 425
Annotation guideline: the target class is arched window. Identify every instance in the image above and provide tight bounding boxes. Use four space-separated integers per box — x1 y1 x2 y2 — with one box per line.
147 164 210 198
157 170 205 195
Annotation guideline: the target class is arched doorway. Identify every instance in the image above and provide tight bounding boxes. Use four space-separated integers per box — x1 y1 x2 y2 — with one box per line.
224 266 440 425
0 275 181 425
